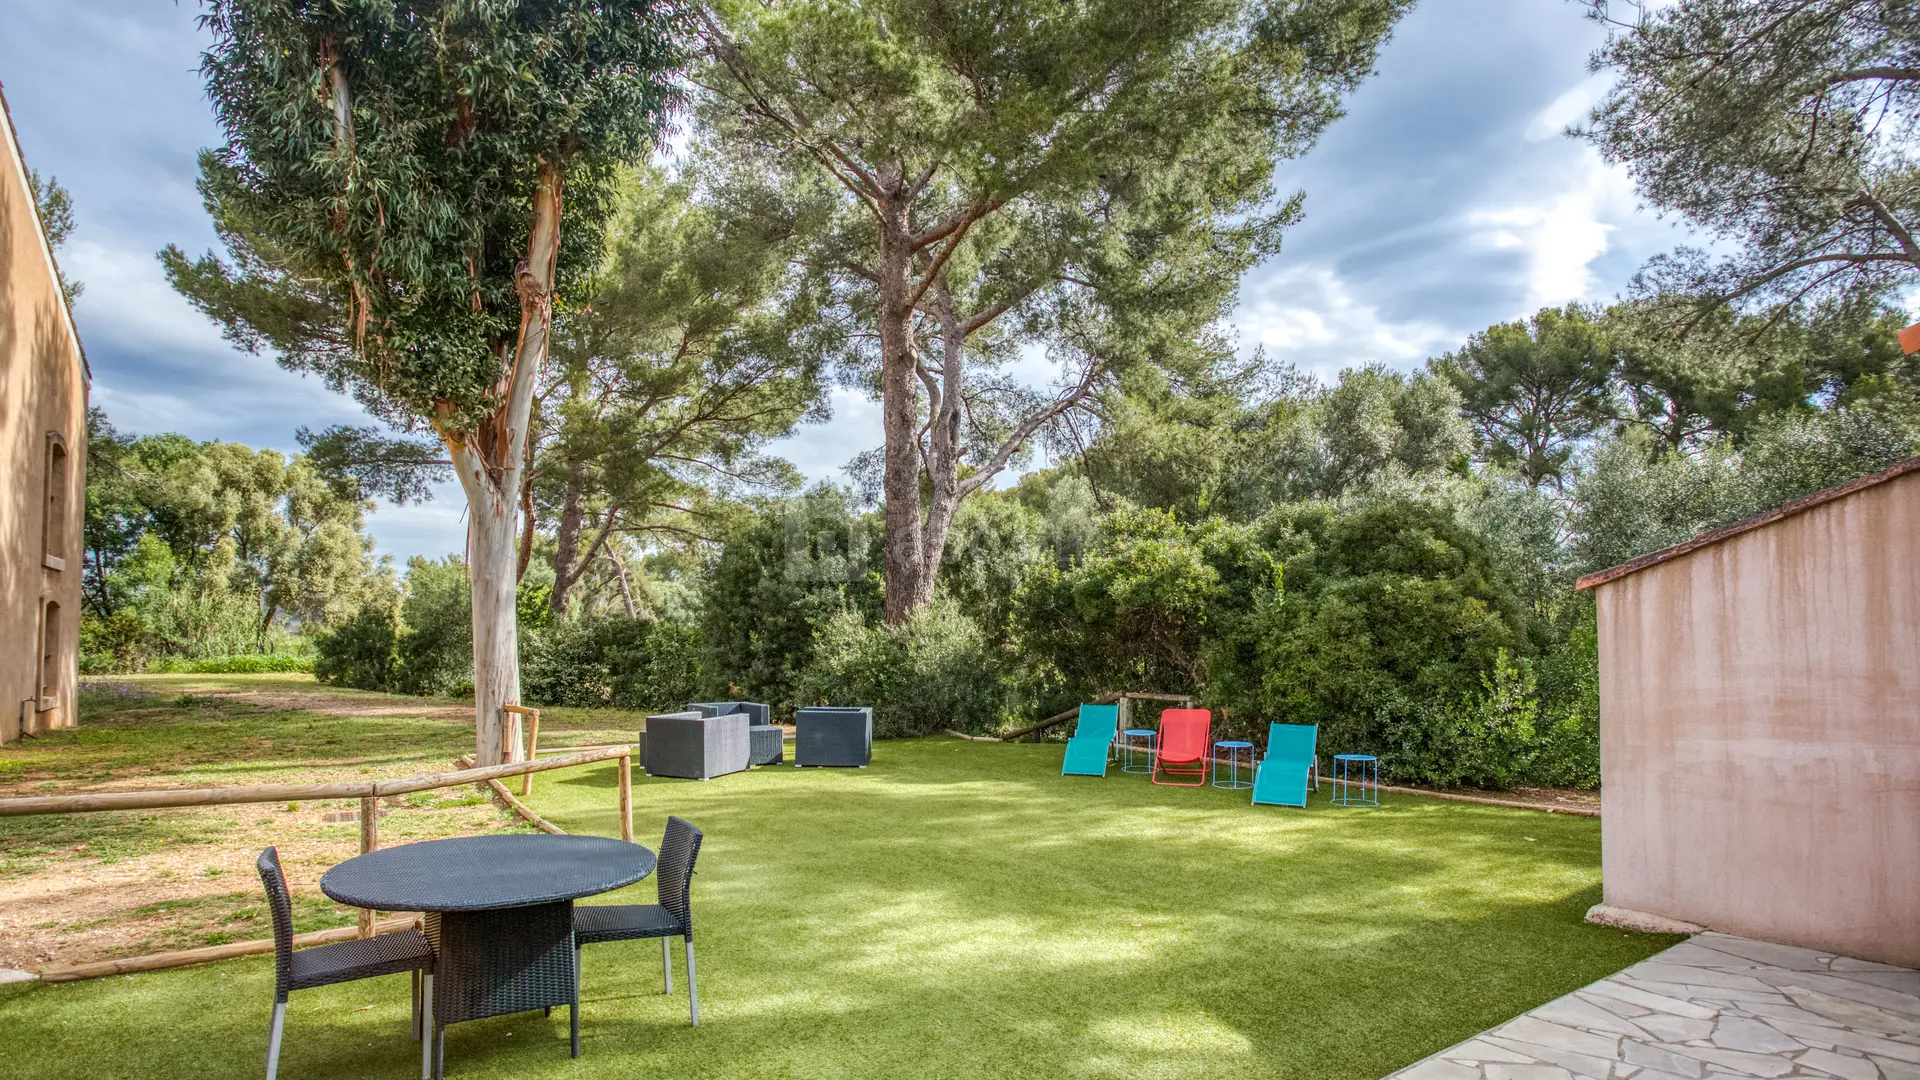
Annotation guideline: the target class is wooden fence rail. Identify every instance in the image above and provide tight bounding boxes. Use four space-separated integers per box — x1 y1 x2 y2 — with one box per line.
998 691 1195 743
0 745 630 818
4 736 636 970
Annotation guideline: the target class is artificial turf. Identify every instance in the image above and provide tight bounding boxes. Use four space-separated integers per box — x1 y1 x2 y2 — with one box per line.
0 738 1679 1079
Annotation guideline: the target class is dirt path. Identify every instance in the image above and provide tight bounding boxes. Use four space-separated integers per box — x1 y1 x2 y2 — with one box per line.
0 680 550 971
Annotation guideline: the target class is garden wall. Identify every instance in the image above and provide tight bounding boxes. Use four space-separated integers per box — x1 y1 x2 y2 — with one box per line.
1581 460 1920 967
0 88 87 743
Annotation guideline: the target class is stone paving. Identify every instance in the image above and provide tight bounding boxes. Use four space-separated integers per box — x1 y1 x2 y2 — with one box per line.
1386 932 1920 1080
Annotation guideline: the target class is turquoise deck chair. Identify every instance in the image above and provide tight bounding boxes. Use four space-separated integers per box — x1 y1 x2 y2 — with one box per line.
1251 722 1318 807
1060 704 1120 777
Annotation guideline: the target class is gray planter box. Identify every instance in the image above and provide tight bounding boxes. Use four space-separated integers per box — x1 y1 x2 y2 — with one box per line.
795 706 873 768
644 711 750 780
687 701 771 726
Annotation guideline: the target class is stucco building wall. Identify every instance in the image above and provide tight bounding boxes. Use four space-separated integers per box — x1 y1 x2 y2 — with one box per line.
0 88 87 743
1587 465 1920 967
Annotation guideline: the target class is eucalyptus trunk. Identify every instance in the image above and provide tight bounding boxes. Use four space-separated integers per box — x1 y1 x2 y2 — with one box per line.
442 163 563 765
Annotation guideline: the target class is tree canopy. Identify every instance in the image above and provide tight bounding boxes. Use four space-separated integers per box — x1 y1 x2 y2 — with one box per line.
165 0 687 762
1582 0 1920 314
697 0 1413 622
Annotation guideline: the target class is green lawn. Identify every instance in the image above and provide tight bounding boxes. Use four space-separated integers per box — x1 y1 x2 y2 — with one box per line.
0 736 1677 1080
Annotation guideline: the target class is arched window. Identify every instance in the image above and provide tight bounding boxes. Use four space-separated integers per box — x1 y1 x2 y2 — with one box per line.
43 432 68 571
39 600 62 709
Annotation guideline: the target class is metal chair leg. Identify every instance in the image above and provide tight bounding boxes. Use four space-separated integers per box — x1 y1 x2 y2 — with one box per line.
662 936 672 994
265 1001 287 1080
419 975 433 1080
411 970 422 1041
685 937 699 1027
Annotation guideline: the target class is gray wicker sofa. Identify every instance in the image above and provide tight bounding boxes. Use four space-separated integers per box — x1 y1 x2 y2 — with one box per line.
643 711 751 780
687 702 782 766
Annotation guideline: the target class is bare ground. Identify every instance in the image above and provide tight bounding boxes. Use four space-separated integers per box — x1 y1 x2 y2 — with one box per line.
0 677 644 971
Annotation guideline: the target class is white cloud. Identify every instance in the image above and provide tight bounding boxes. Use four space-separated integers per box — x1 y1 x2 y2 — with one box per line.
1462 149 1637 310
1525 73 1611 142
65 237 237 358
1234 265 1454 379
766 387 884 486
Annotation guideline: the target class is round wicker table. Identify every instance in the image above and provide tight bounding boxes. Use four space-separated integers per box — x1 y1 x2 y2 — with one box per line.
323 834 656 1079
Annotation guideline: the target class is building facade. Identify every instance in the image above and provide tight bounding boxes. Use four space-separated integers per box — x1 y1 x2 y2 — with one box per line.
1 85 88 743
1578 460 1920 967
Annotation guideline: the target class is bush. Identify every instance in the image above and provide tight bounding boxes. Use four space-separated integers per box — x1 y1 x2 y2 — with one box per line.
1390 650 1539 789
1526 600 1601 788
701 490 883 710
1012 508 1277 733
393 557 474 696
143 654 315 674
795 599 1020 738
313 602 402 691
522 615 702 711
1242 498 1544 786
78 611 148 674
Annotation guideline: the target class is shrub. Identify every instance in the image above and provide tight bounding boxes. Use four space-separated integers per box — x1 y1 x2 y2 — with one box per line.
795 599 1020 738
1243 498 1544 786
313 602 402 691
1012 508 1277 733
522 616 702 712
393 557 474 696
78 611 147 674
1390 650 1539 789
701 490 883 710
1526 600 1601 788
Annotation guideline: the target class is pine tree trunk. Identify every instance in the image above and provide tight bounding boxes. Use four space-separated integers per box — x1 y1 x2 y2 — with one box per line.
548 465 587 618
911 294 967 610
876 164 924 627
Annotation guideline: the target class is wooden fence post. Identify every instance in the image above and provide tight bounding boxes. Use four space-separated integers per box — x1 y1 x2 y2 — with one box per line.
503 705 542 796
358 795 378 938
617 753 634 844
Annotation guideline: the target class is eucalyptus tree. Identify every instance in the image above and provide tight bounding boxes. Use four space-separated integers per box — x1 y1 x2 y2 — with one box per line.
698 0 1411 623
163 0 684 762
1582 0 1920 315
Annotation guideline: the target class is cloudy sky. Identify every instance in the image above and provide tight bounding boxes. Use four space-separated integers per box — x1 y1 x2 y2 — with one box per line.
1 0 1693 563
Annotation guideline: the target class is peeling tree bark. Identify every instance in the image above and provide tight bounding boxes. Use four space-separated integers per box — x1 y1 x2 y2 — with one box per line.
439 161 563 766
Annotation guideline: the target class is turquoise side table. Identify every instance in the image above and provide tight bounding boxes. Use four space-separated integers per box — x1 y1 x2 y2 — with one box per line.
1212 741 1253 789
1330 754 1379 807
1119 729 1158 774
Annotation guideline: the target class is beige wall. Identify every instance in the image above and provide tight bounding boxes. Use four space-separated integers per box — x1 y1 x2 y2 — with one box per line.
1594 469 1920 967
0 93 87 743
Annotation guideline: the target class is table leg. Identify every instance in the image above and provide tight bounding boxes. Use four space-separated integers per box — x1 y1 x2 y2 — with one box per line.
424 902 579 1072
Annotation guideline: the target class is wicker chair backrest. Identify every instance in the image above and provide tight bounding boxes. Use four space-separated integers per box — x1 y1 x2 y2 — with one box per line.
657 816 704 932
255 846 297 1001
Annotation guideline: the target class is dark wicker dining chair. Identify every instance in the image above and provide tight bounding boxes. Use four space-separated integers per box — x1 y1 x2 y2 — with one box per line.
256 847 436 1080
573 816 705 1026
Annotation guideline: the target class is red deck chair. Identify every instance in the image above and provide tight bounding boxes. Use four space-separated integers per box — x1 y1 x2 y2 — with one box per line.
1152 708 1211 787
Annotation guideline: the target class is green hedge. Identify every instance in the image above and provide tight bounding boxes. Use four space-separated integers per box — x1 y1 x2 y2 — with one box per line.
142 654 315 675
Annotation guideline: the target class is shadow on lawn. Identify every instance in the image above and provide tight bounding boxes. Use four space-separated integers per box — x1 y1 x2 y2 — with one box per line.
0 739 1671 1080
